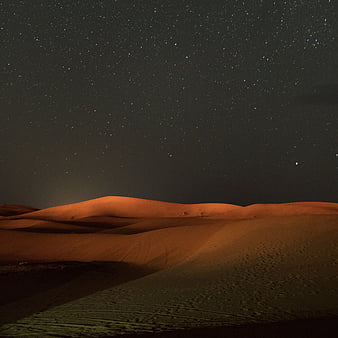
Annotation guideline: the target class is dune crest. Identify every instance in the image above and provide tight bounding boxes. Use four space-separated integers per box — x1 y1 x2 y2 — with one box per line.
5 196 338 221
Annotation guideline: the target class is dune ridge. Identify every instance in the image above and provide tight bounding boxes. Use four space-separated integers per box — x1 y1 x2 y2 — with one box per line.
5 196 338 220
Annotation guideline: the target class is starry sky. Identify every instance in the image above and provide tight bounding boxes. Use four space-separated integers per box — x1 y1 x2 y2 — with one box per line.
1 0 337 208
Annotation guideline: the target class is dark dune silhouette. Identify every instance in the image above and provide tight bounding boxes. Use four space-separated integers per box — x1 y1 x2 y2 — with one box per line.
0 204 39 217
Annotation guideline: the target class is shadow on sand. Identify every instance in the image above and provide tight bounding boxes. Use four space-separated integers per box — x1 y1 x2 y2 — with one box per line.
112 316 338 338
0 261 155 325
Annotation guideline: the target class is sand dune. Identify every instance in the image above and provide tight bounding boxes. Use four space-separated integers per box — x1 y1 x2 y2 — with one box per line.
6 196 337 220
0 196 337 337
0 204 39 217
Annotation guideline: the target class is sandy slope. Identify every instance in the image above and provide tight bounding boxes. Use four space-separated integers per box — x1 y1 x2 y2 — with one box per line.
0 197 337 337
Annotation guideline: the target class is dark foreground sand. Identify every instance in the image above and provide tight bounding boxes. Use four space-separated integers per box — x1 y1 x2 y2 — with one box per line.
113 317 338 338
0 197 337 337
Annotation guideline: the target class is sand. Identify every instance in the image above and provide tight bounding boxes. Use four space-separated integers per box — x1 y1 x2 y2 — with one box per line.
0 204 39 217
0 196 337 337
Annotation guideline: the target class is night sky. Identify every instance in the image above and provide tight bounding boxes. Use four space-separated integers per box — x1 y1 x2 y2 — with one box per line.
1 0 337 208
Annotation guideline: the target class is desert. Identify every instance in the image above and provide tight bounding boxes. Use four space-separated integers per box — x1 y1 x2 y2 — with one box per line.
0 196 337 337
2 1 337 337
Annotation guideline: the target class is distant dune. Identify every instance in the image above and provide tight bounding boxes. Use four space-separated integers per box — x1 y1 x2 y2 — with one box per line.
0 204 39 217
5 196 338 219
0 196 337 337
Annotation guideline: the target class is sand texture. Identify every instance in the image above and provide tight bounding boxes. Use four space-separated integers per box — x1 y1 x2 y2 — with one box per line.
0 197 337 337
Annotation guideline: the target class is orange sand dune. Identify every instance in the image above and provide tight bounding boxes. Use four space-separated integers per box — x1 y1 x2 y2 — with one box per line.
1 197 337 268
0 221 224 268
0 196 337 337
6 196 338 220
